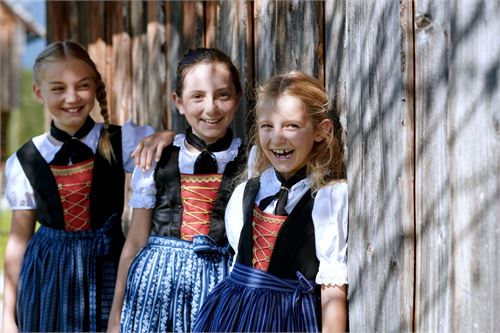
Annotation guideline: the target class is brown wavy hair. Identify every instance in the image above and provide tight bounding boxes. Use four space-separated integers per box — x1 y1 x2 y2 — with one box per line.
248 70 345 192
33 40 115 163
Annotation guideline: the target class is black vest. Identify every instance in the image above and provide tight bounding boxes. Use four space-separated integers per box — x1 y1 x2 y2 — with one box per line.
151 143 245 246
237 177 320 280
16 125 125 231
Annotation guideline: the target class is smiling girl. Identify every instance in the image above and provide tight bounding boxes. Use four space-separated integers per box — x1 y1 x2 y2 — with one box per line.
1 41 164 332
193 70 349 333
107 48 246 333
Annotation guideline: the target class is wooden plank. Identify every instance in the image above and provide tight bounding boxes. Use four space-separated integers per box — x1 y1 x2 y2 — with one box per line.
254 0 322 83
129 1 148 126
164 1 204 132
415 0 500 331
46 1 72 42
86 1 107 125
344 1 414 331
325 0 347 157
75 1 91 46
205 0 252 140
106 1 132 125
275 0 322 77
414 1 454 331
254 0 276 85
144 1 166 130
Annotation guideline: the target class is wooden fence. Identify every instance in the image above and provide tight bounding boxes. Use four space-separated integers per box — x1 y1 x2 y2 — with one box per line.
45 0 500 331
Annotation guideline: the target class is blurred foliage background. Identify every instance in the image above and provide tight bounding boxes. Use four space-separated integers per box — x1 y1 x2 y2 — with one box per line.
1 69 44 281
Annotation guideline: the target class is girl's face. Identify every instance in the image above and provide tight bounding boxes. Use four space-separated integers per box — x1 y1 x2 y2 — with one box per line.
33 58 97 135
173 62 240 144
258 94 329 180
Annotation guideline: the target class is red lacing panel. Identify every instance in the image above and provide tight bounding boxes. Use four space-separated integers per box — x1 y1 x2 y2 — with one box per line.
51 159 94 231
180 173 223 241
251 205 287 271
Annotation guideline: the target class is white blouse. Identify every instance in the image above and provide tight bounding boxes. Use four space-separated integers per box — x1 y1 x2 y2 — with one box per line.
129 134 242 209
225 167 348 286
5 121 155 210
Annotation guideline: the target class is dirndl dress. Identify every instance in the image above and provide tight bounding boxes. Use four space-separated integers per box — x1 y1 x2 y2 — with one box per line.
120 235 233 332
193 262 320 332
17 216 120 332
193 175 326 333
10 125 128 332
121 140 244 332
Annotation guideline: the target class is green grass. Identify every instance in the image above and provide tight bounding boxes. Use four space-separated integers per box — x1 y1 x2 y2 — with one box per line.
0 209 11 270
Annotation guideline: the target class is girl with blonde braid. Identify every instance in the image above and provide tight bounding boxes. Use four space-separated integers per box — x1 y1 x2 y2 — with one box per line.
2 40 168 332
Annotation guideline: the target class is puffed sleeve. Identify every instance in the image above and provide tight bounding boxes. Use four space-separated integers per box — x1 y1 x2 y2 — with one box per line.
128 165 157 209
224 181 246 258
121 120 156 173
312 182 348 286
4 154 36 210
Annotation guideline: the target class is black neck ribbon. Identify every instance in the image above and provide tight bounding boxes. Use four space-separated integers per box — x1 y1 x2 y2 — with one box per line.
258 166 307 216
185 126 233 174
49 116 95 166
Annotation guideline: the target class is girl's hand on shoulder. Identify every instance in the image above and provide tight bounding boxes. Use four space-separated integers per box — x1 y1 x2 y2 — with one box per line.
132 130 175 170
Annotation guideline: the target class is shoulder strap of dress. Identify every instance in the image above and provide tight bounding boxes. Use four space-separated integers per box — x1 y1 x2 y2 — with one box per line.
236 176 261 266
154 144 180 186
16 139 65 226
209 142 247 244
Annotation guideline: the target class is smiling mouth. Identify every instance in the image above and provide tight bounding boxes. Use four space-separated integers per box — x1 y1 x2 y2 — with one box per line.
202 118 223 124
271 149 294 158
62 107 83 114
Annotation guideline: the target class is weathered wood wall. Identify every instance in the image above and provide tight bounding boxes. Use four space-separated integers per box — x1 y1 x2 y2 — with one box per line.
342 0 415 331
46 0 328 139
414 1 500 331
45 0 500 331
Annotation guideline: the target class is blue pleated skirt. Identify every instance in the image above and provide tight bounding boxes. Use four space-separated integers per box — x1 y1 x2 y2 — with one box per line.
16 219 121 332
193 262 321 332
120 235 233 333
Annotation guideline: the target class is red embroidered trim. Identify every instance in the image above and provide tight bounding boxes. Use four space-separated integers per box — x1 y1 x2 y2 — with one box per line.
51 159 93 231
251 205 287 271
180 173 223 241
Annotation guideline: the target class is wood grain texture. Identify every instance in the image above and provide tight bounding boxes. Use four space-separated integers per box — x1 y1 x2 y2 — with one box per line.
107 1 132 125
39 2 500 329
129 1 148 127
164 1 204 132
205 0 252 140
144 1 166 129
415 0 500 331
255 0 322 85
345 1 414 331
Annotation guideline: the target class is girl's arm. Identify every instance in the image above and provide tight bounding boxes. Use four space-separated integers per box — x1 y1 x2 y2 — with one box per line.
321 284 348 333
2 210 36 333
107 208 152 333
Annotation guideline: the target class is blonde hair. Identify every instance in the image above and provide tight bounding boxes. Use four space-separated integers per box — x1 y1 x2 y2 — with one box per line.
33 40 115 163
249 70 345 192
